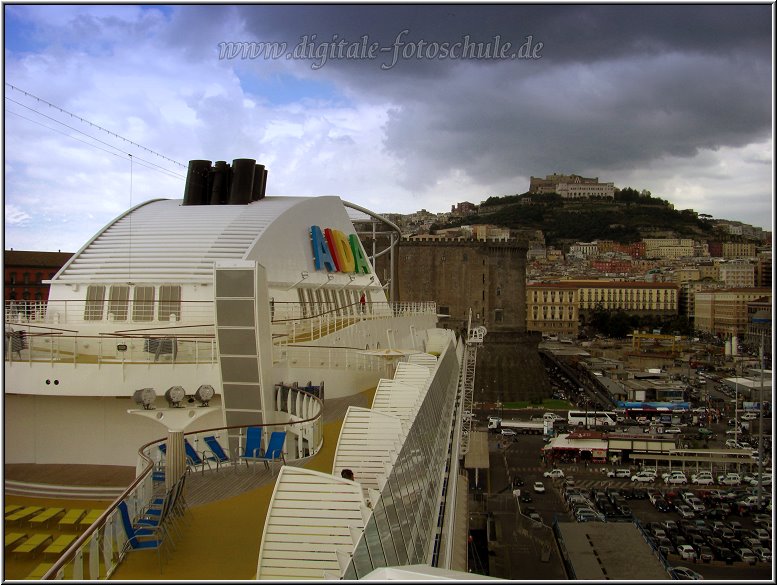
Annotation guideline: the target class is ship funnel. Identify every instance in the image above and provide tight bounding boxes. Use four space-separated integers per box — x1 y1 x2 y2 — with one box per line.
229 158 256 205
183 158 268 205
182 160 212 205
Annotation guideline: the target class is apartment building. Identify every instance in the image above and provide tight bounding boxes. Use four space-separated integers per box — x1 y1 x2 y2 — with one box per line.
4 250 73 304
718 261 755 288
744 297 772 357
643 238 695 260
722 241 756 259
526 281 679 336
694 288 772 337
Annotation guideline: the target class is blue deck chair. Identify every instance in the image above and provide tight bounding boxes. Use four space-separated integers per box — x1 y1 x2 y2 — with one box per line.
202 435 231 471
184 439 212 475
245 430 286 474
117 501 166 573
237 426 263 469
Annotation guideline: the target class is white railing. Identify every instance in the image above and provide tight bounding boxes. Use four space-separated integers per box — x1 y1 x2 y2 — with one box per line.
43 386 325 580
5 300 437 367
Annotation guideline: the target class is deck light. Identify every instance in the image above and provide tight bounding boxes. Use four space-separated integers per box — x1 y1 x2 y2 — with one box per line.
132 387 156 410
194 384 215 406
165 385 186 408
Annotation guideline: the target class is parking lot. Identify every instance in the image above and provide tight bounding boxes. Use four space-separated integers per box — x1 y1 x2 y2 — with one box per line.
492 431 772 580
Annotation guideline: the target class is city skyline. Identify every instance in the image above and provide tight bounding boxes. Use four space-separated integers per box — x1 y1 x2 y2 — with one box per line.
4 4 774 253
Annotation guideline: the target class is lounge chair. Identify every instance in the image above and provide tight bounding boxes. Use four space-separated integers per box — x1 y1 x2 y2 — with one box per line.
30 507 65 527
239 429 286 473
13 533 53 556
5 533 27 549
43 534 78 556
117 501 166 573
25 562 54 580
5 504 23 516
202 435 231 470
58 508 86 529
184 439 212 475
78 509 104 528
6 506 43 523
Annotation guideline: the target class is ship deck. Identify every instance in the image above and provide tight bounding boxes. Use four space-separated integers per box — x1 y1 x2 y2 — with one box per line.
3 390 374 580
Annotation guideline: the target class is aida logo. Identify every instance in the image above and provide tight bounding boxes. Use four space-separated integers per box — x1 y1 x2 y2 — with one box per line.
310 225 370 274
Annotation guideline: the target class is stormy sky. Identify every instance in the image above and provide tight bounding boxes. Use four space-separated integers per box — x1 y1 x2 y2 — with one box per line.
4 4 774 252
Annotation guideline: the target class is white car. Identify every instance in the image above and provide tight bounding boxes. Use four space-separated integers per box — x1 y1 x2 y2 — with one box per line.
500 428 517 437
664 472 688 485
544 468 565 479
740 412 758 421
533 481 546 493
677 544 697 561
691 472 715 485
670 566 703 580
717 473 741 486
607 469 631 478
664 427 682 434
631 472 656 483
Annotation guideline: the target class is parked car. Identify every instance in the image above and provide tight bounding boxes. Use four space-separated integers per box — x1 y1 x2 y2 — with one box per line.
501 428 517 437
735 548 757 564
632 471 656 483
607 468 632 478
691 472 715 485
544 468 565 479
752 546 771 563
654 498 670 513
664 427 682 434
676 504 695 519
665 472 688 485
698 545 714 563
669 566 703 580
718 473 741 486
677 544 698 561
533 481 546 493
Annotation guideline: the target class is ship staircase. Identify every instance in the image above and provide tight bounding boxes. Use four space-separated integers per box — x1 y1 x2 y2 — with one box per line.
459 314 486 456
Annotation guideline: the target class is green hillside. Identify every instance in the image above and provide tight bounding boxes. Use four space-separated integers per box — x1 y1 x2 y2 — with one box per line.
440 189 715 248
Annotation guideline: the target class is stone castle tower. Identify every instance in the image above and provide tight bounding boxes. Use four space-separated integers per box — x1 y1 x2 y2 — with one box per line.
384 236 552 404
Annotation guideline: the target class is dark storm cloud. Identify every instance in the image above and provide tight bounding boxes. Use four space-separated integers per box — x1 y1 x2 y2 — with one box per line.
215 4 773 193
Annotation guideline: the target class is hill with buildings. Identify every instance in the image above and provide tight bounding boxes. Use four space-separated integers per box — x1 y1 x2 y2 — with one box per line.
439 189 715 248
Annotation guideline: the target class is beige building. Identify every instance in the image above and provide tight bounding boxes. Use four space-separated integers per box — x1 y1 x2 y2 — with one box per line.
527 281 679 336
718 261 755 288
643 238 695 259
694 288 772 336
722 241 756 259
529 173 614 198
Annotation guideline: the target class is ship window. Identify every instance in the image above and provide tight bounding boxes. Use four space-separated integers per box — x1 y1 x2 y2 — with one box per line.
158 285 181 322
108 285 130 321
133 286 155 321
84 285 106 321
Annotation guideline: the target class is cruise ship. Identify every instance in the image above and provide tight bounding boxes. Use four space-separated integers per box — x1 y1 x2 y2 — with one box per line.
3 159 483 580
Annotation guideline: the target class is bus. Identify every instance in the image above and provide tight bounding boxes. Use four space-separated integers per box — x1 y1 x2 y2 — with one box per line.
567 410 618 427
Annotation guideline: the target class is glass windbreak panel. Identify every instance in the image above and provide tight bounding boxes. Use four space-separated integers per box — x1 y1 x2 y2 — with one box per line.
389 460 414 550
132 286 155 321
343 564 357 580
385 474 410 564
372 499 399 567
107 285 129 321
84 285 105 321
351 537 374 579
158 285 181 321
362 515 387 571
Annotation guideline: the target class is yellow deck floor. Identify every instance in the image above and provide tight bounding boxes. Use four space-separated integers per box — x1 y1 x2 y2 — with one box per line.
4 387 374 580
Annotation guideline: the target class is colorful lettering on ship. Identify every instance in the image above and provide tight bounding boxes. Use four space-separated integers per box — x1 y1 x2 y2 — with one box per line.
310 225 370 274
